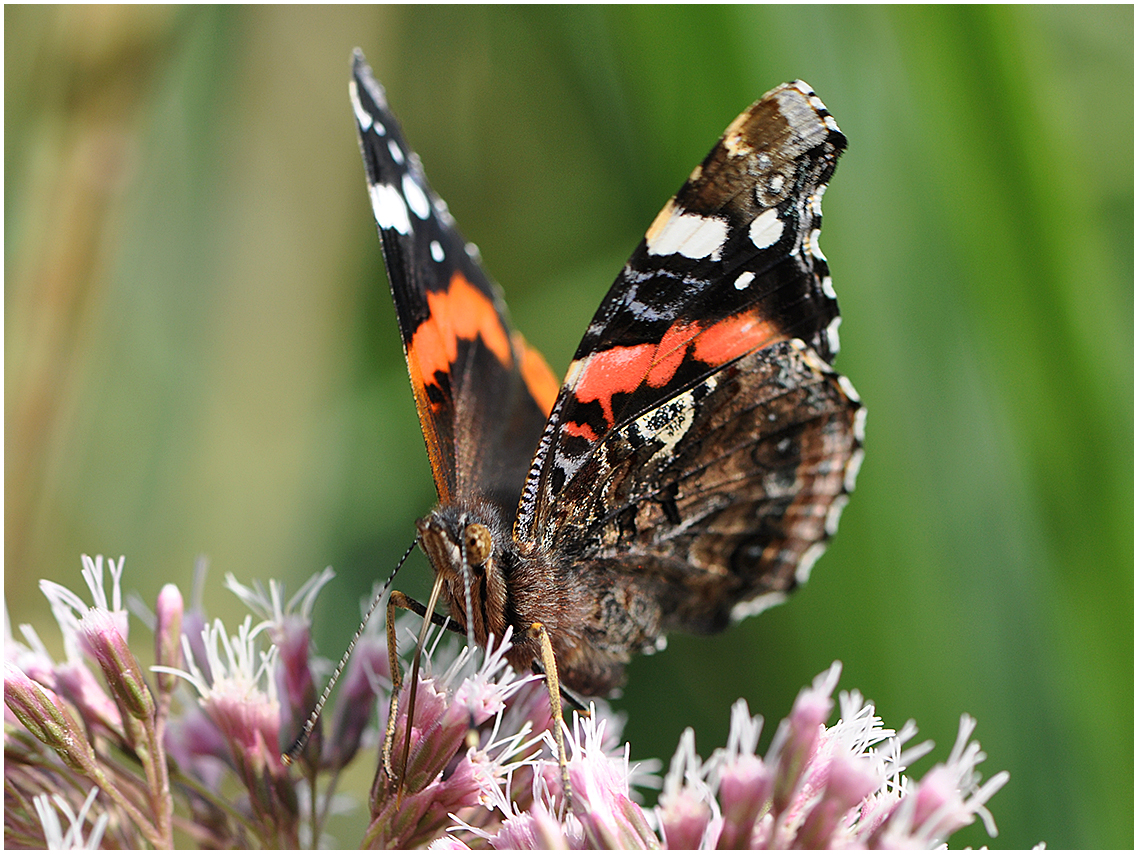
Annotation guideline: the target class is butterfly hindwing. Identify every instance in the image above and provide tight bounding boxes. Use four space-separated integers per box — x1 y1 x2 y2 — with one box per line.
350 52 558 514
553 340 862 635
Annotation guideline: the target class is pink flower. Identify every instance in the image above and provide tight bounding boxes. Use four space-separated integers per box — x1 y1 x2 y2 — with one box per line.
224 569 335 771
867 714 1011 847
365 627 543 848
644 662 1009 850
564 713 659 849
4 556 1016 850
158 615 299 846
657 729 719 849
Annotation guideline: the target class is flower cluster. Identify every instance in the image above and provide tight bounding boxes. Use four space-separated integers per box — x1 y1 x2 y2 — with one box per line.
5 555 1010 848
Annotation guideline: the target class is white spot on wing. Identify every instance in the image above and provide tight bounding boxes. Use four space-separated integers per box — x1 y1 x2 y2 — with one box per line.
824 494 849 536
845 446 865 492
731 590 788 622
749 208 784 250
646 210 728 260
826 315 842 355
734 270 756 290
402 173 430 219
635 388 699 466
795 541 828 584
387 139 405 165
807 227 827 261
821 275 837 300
851 405 867 445
430 240 444 262
811 183 828 217
369 183 411 235
838 374 861 404
349 81 372 131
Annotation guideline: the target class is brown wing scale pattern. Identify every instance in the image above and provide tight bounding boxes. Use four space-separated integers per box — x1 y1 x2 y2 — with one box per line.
547 339 863 640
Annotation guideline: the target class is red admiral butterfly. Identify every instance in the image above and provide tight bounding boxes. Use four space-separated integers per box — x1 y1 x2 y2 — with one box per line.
349 49 863 783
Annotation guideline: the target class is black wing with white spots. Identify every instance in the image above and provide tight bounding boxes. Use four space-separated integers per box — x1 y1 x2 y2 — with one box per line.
351 51 559 515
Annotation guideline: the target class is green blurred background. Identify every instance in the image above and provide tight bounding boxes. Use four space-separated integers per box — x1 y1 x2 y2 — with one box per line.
5 6 1131 848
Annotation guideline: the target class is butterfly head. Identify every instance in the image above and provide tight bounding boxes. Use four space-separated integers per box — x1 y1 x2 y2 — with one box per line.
416 502 510 648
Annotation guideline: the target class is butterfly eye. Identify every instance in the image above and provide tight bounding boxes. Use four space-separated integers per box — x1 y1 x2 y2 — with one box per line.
464 522 492 567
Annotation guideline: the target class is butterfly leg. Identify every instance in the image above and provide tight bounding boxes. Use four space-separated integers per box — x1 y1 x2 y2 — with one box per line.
528 621 573 810
380 589 463 785
532 661 591 716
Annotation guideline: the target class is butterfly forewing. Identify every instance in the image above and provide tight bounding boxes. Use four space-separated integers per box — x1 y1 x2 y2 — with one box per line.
350 51 557 514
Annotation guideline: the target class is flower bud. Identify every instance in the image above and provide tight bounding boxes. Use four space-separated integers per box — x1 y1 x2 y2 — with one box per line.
154 584 184 694
770 664 838 814
716 753 771 848
794 753 878 848
4 663 100 776
80 608 154 722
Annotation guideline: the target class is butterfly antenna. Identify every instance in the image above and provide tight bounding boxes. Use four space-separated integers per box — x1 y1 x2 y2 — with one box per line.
460 519 480 751
282 539 417 765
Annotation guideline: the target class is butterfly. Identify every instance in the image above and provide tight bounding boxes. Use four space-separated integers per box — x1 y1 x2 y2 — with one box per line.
349 48 863 789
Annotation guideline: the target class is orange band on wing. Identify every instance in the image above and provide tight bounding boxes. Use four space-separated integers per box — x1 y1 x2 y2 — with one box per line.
404 272 514 502
570 310 784 429
692 312 781 366
562 420 599 442
514 332 559 416
407 271 514 400
570 343 657 426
